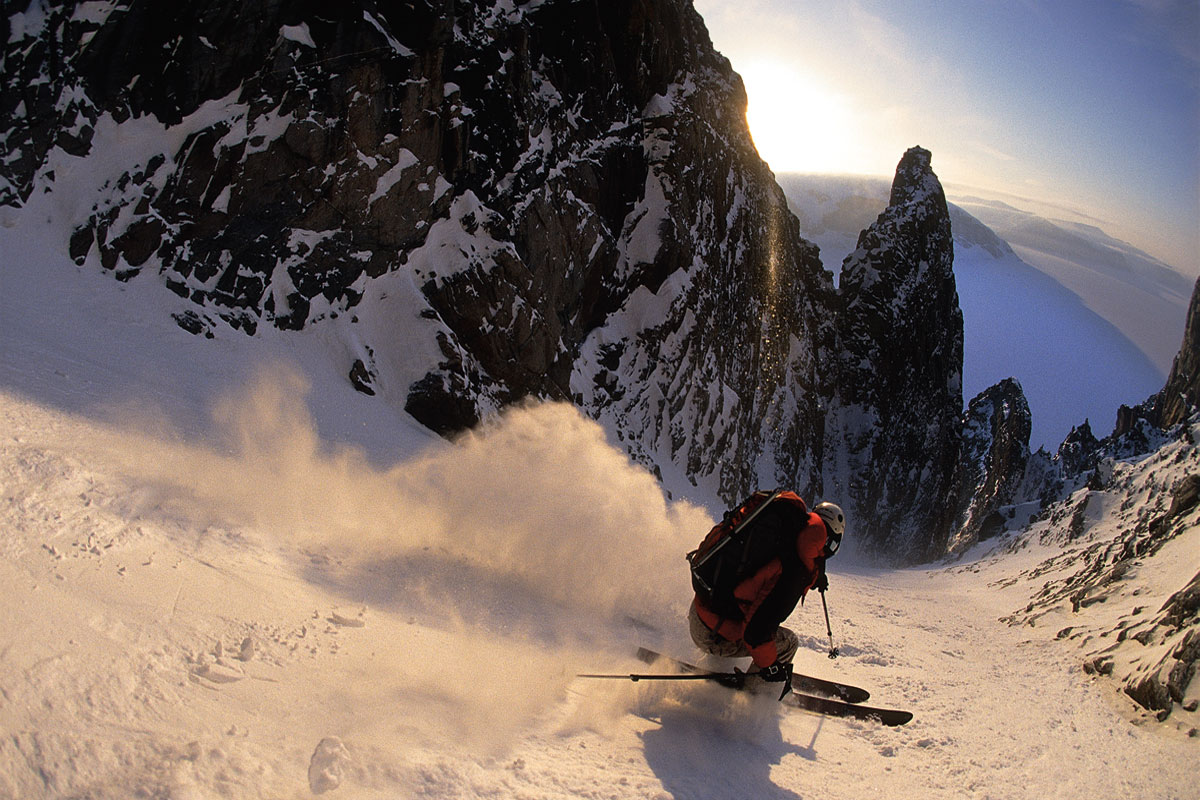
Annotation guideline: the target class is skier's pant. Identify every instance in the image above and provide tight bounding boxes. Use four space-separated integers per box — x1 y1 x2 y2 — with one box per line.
687 604 798 669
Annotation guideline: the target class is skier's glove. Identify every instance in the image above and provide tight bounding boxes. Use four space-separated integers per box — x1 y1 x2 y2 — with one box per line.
760 660 793 700
760 661 790 681
814 570 829 593
720 670 747 690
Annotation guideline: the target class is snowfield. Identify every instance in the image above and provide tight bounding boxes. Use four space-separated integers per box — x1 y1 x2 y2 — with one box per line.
1 167 1196 799
2 385 1197 800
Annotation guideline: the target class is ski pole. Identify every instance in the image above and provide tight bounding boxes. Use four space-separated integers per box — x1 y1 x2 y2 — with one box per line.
577 672 717 681
820 589 839 659
577 671 744 688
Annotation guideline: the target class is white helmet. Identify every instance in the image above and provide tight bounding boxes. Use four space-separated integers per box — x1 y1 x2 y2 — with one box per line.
814 502 845 555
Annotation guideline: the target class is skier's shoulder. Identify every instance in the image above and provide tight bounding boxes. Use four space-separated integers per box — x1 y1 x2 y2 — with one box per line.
773 490 807 511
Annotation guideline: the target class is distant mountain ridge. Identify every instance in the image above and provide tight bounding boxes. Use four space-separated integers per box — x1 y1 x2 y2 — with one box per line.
780 174 1190 371
956 195 1193 375
778 173 1178 450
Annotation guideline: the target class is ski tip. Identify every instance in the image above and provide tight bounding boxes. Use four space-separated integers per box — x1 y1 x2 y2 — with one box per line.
861 707 913 726
787 693 914 726
885 711 914 727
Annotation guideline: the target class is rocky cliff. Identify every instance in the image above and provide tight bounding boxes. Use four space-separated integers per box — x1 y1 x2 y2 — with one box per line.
950 378 1031 554
829 146 964 561
4 0 997 562
1154 277 1200 430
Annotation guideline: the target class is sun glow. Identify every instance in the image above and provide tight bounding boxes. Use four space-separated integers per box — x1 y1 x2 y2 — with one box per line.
739 62 865 174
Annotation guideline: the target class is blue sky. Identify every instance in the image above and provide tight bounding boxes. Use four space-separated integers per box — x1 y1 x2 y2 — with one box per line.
693 0 1200 276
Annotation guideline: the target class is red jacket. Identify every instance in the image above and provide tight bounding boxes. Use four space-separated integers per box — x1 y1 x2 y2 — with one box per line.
694 492 827 667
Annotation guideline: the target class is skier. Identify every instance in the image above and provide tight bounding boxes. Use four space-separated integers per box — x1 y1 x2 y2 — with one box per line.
688 492 845 695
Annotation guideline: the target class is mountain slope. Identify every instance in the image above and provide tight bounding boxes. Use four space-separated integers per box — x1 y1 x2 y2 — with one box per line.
955 195 1194 374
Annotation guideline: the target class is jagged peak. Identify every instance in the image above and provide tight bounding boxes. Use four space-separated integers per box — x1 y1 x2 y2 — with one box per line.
888 145 944 209
965 377 1028 416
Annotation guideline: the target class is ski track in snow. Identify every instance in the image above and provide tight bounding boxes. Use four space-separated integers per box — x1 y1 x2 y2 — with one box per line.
1 389 1196 799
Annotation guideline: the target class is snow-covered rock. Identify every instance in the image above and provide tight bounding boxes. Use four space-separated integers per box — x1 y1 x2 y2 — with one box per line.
828 146 964 562
307 737 352 794
951 378 1032 554
997 421 1200 727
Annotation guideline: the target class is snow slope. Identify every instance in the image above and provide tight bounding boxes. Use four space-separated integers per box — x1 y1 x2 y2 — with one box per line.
954 195 1195 376
1 200 1196 798
2 388 1196 799
953 242 1165 452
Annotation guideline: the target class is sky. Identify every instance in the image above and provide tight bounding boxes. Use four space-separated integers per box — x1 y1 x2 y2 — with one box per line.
692 0 1200 277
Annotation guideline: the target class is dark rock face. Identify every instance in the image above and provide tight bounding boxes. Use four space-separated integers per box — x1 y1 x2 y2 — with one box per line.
6 2 981 562
568 77 835 502
831 147 964 562
1154 277 1200 429
950 378 1032 553
1 7 88 202
1013 419 1104 515
1057 420 1100 477
7 0 824 434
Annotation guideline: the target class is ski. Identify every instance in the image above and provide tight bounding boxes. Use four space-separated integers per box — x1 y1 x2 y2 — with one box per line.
577 667 913 726
630 648 911 726
783 689 913 726
579 649 912 726
575 670 743 685
635 647 871 704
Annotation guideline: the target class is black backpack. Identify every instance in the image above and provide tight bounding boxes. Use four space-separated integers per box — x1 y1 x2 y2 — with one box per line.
687 490 808 621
